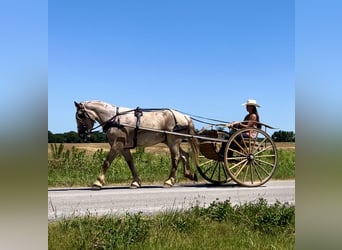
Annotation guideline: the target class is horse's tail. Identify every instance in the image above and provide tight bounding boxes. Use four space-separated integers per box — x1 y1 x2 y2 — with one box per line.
186 118 199 168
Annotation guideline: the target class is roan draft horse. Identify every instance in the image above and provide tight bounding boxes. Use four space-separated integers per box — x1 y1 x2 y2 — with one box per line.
74 100 199 188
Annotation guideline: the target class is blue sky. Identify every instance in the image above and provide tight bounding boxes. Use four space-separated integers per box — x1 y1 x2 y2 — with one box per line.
48 0 294 133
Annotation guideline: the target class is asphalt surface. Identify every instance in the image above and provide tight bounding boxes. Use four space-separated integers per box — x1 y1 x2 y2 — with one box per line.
48 180 295 221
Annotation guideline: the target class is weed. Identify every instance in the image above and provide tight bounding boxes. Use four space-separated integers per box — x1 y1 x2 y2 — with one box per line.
50 143 65 159
204 198 235 222
234 198 295 235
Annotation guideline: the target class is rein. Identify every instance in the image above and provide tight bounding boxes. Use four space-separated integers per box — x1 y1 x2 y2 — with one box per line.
79 104 276 141
88 107 232 134
91 107 180 134
173 109 231 126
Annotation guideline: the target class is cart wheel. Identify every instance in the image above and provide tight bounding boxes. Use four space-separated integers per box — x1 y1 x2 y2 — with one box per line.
223 128 277 187
197 157 231 185
196 141 231 185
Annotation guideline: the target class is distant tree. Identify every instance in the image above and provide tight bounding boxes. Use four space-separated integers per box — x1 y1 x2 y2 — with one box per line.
50 133 65 143
271 130 295 142
64 131 82 143
48 130 107 143
48 131 70 143
88 131 107 142
48 130 54 142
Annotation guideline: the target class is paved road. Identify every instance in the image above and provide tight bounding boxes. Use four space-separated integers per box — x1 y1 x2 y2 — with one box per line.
48 180 295 221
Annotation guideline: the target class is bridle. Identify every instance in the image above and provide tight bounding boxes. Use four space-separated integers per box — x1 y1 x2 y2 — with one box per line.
75 103 122 140
75 107 96 140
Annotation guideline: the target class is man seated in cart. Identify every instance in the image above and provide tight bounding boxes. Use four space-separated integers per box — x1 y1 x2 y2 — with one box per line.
219 99 261 157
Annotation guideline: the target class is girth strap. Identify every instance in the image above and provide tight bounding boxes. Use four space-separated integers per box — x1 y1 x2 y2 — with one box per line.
133 107 143 148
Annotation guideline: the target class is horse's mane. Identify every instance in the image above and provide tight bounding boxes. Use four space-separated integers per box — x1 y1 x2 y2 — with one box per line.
82 100 117 109
83 100 110 105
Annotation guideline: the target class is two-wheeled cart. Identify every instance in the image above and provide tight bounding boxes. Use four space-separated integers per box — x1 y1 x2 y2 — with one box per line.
195 123 278 187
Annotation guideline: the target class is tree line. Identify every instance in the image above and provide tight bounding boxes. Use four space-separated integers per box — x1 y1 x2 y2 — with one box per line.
48 130 295 143
48 131 107 143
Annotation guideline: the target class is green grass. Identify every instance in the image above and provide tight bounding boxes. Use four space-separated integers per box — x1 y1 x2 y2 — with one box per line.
48 144 295 187
273 149 295 179
48 198 295 250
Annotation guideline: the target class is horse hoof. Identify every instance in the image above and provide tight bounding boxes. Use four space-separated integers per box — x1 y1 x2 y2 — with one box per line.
185 173 198 182
92 185 102 190
164 178 175 187
130 181 141 188
163 183 173 188
93 180 103 189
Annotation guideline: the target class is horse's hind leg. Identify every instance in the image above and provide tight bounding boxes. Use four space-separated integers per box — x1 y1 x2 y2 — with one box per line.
180 147 197 182
122 149 142 188
164 144 181 187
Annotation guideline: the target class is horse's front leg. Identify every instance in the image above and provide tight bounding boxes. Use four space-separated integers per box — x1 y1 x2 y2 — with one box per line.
122 149 142 188
93 147 119 189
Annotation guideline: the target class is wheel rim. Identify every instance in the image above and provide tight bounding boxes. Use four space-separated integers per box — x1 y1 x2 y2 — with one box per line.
224 128 278 187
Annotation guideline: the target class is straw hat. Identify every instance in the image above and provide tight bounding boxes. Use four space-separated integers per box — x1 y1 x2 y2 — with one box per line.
242 99 260 107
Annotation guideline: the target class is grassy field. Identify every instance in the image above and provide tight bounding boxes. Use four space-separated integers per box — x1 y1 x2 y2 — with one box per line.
48 143 295 187
48 198 295 250
48 142 295 187
48 141 295 187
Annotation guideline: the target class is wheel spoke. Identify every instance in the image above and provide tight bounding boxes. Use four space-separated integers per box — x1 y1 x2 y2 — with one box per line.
198 155 231 184
253 145 274 155
199 159 214 168
233 138 248 155
228 158 247 171
209 162 219 180
233 160 248 178
254 157 275 168
254 137 267 151
254 159 273 175
221 162 229 180
253 162 264 183
243 164 250 183
250 164 254 184
215 163 222 181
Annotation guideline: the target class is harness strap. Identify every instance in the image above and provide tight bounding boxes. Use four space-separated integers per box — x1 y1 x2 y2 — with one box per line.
168 110 189 132
116 106 120 124
102 120 122 132
133 107 143 148
101 107 122 133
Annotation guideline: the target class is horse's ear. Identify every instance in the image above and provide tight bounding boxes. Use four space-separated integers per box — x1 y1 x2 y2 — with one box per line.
74 101 81 109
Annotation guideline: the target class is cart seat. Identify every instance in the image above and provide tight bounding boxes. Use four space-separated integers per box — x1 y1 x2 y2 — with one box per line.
197 130 227 161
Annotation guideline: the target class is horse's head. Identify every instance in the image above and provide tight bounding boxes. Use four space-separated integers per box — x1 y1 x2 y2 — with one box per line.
74 101 95 141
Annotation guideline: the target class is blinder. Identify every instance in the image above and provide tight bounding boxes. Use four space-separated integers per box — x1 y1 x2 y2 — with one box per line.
75 108 95 140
